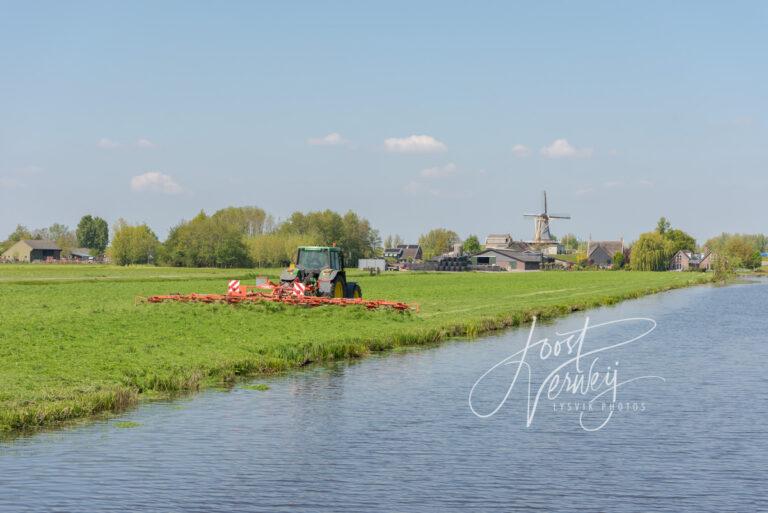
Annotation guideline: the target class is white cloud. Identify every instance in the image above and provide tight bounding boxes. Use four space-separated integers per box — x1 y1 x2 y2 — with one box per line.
136 138 156 148
512 144 531 158
308 132 348 146
130 172 182 195
540 139 593 159
420 162 457 179
636 179 654 187
384 134 446 153
97 138 120 149
603 180 623 189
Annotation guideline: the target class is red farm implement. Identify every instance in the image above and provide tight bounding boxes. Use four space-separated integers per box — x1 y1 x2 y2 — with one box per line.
145 277 415 312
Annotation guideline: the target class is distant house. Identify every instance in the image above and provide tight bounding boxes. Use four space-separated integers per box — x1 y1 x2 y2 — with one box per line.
587 240 624 268
471 249 543 271
399 244 422 261
383 244 422 262
670 250 712 271
484 234 513 249
1 240 62 262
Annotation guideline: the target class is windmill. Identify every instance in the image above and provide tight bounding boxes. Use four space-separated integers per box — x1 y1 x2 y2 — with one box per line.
524 191 570 242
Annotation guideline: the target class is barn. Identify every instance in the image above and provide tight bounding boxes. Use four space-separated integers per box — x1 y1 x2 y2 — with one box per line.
586 240 624 268
471 249 543 271
1 240 62 262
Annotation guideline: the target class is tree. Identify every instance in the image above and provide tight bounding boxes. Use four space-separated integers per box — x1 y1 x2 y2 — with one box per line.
1 225 33 252
631 218 695 270
76 215 109 254
724 237 761 269
419 228 460 260
612 251 625 269
755 234 768 253
110 220 160 265
630 232 671 271
247 232 320 267
663 228 696 254
162 209 252 268
462 235 482 254
210 206 273 236
712 252 733 282
383 234 404 249
41 223 77 255
705 233 764 270
278 209 379 265
656 217 671 235
560 233 580 251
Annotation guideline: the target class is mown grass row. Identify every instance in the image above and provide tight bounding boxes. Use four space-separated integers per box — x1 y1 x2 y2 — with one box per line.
0 266 711 436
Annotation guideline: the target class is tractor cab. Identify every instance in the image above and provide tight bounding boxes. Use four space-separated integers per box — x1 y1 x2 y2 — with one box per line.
296 246 344 271
280 246 361 299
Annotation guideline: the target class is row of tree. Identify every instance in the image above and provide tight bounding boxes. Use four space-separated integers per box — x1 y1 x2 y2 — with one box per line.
107 207 381 267
0 215 109 256
629 217 764 271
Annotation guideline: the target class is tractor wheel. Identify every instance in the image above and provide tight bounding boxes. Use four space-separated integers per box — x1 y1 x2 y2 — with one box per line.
332 280 346 298
345 282 362 299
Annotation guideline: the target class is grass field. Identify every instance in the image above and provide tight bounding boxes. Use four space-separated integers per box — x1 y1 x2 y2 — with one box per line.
0 264 711 435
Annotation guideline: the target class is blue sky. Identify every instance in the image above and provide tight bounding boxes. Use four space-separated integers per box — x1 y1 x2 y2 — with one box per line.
1 1 766 244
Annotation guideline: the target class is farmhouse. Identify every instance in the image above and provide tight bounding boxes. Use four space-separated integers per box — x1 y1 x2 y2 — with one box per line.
383 247 403 259
587 240 624 268
1 240 62 262
670 250 712 271
383 244 422 262
471 248 543 271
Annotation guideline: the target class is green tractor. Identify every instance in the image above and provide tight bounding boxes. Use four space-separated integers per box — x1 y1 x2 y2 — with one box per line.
279 246 362 299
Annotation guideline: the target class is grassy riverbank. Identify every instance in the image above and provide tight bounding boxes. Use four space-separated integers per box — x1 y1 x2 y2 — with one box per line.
0 265 711 434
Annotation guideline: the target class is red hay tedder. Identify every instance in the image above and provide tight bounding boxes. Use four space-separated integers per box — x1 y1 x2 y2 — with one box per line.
145 277 413 311
144 246 415 312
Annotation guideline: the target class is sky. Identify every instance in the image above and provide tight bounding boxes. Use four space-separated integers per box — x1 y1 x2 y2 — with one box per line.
1 1 766 245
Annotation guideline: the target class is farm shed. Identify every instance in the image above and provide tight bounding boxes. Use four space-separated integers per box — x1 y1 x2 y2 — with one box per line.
70 248 95 261
587 240 624 268
1 240 62 262
471 249 543 271
358 258 386 272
